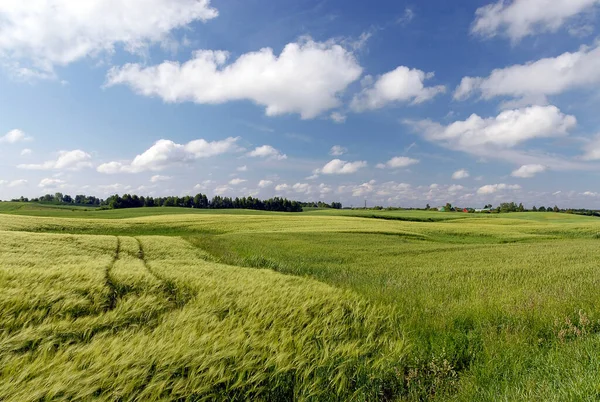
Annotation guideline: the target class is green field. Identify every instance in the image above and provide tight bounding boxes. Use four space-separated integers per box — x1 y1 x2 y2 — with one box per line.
1 205 600 400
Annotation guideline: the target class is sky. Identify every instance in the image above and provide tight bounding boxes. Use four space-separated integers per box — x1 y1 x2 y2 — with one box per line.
1 0 600 208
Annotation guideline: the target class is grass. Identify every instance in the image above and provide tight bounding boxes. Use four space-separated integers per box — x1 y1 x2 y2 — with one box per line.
1 207 600 399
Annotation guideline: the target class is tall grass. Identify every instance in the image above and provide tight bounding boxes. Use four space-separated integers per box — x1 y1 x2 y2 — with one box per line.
0 231 410 401
2 211 600 399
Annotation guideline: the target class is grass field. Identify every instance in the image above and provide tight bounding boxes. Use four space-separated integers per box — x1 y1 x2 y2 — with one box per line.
1 204 600 400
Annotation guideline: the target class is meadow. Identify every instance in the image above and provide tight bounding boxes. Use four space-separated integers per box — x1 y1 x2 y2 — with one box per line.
1 203 600 400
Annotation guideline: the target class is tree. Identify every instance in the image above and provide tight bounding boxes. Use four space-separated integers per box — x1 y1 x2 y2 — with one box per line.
518 203 525 212
426 203 430 210
532 206 537 212
445 203 453 212
539 206 547 212
553 205 560 213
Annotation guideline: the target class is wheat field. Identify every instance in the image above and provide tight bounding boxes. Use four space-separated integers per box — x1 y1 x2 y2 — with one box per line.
1 207 600 400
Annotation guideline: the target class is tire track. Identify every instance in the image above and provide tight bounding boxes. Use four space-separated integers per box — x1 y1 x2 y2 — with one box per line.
103 236 121 312
135 237 195 308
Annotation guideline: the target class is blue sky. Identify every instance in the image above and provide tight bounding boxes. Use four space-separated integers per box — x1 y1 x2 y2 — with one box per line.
1 0 600 208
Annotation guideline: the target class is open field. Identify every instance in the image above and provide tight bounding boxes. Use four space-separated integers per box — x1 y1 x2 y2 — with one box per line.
1 207 600 400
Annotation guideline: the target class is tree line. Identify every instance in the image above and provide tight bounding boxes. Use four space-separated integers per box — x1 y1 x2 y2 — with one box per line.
9 192 344 213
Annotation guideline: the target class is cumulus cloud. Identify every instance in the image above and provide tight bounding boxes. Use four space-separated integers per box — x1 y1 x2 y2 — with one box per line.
246 145 287 160
106 38 363 119
330 112 347 123
581 135 600 160
511 164 547 178
329 145 348 156
376 156 419 169
275 183 289 192
150 175 171 183
8 179 27 187
351 66 445 111
97 137 240 173
0 0 218 78
477 183 521 195
448 184 464 193
350 180 376 197
404 105 580 168
292 183 310 193
472 0 599 42
316 159 367 175
237 165 248 172
18 150 92 170
258 180 273 188
194 180 215 191
20 148 32 156
454 45 600 102
0 129 31 144
214 185 232 195
452 169 470 179
229 178 247 186
38 178 66 188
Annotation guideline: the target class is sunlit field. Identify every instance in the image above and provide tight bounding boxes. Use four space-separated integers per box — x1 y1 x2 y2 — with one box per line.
1 206 600 400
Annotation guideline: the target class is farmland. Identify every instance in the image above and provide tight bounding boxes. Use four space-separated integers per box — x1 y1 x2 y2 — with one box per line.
1 205 600 400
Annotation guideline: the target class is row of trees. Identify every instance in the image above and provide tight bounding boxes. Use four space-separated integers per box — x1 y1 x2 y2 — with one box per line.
103 193 308 212
10 192 346 213
12 193 102 206
430 202 567 213
299 201 342 209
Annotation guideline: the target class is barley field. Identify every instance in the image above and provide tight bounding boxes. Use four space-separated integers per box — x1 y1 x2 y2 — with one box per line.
1 205 600 400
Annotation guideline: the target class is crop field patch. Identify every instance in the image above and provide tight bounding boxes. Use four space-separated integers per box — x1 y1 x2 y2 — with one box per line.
2 209 600 400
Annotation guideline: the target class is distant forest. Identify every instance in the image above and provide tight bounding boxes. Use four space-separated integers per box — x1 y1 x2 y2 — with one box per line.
8 193 343 213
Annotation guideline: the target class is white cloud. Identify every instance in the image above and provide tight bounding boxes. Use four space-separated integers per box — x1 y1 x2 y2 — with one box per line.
581 135 600 160
246 145 287 160
398 8 415 25
472 0 599 42
477 183 521 195
150 175 171 183
454 45 600 102
18 150 92 170
511 164 547 178
448 184 464 193
351 180 376 197
97 137 240 173
20 148 32 156
329 145 348 156
0 0 218 78
229 178 247 186
317 159 367 175
0 129 31 144
330 112 347 123
405 105 580 168
194 180 215 191
8 179 27 187
106 38 363 119
376 156 419 169
292 183 310 193
258 180 273 188
237 165 248 172
38 178 66 188
318 183 332 196
214 185 232 195
452 169 470 179
275 183 289 192
582 191 599 197
351 66 446 111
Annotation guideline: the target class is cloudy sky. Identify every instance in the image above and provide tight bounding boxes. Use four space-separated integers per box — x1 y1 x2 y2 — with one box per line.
1 0 600 208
